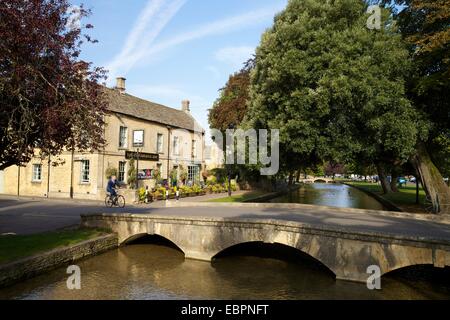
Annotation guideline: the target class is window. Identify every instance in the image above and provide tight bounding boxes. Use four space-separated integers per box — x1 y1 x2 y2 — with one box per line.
188 165 200 184
191 140 197 159
118 161 126 182
133 130 144 147
32 164 42 182
173 136 180 155
157 134 164 153
119 126 128 149
81 160 90 183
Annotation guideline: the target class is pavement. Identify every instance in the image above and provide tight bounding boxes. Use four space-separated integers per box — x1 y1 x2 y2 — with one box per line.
0 192 248 235
2 194 450 241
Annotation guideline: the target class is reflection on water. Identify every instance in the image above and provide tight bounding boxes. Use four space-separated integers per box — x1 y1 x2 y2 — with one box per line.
1 243 449 300
270 183 386 210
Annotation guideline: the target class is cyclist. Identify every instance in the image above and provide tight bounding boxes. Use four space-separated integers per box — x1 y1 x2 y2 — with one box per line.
107 175 119 203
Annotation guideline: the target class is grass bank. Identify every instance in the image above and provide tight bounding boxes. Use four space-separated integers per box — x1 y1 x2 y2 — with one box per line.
0 228 107 265
347 182 427 213
206 191 267 203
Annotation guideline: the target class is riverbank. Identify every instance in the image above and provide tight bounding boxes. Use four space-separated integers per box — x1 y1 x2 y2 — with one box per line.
0 229 117 288
346 181 427 213
206 185 301 203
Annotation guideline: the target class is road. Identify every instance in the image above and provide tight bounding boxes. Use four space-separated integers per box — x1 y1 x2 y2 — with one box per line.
1 195 450 241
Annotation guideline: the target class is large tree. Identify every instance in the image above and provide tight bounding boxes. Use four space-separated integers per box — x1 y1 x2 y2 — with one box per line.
0 0 107 170
208 60 254 131
380 0 450 212
246 0 419 196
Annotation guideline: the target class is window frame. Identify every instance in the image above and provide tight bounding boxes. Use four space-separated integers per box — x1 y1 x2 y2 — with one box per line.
191 139 197 159
119 126 128 149
32 164 42 182
118 161 126 183
80 160 90 183
157 133 164 154
173 136 180 156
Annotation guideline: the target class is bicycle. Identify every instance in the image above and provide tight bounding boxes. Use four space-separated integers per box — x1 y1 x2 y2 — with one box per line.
105 191 125 208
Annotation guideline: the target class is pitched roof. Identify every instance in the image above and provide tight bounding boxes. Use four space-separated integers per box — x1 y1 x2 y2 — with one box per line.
104 88 204 133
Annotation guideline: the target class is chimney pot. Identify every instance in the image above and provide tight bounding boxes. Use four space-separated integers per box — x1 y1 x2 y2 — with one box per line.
182 100 190 113
115 77 126 94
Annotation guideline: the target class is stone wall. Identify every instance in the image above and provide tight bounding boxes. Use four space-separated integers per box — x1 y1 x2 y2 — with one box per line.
0 234 118 288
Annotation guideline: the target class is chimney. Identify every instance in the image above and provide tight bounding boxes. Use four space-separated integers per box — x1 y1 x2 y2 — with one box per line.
181 100 190 113
115 77 126 94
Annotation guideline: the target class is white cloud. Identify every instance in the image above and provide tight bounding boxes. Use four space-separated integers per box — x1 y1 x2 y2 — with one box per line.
106 0 186 82
136 4 284 65
215 46 255 69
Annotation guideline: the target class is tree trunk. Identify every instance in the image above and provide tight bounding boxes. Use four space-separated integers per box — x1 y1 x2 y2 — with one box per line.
288 172 294 186
390 169 399 193
415 176 419 205
410 142 450 214
376 162 392 194
296 170 301 183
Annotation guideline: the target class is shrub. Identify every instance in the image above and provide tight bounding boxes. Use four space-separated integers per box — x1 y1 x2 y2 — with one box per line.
105 166 118 179
138 188 146 202
192 184 202 193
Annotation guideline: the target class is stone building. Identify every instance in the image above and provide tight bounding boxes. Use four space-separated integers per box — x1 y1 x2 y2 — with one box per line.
0 78 205 200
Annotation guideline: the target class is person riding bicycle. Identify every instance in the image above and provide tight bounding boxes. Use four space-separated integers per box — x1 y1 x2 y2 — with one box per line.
107 175 119 202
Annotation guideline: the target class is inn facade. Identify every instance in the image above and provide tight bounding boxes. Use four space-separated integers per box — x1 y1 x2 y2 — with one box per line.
0 78 205 200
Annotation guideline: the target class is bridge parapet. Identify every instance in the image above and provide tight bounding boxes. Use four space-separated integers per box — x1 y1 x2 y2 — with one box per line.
81 213 450 283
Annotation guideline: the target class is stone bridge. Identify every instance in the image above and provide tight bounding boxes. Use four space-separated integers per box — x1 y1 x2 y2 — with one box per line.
299 177 334 184
81 213 450 283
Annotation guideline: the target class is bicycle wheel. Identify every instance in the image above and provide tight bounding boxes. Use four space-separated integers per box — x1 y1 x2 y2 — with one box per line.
105 195 114 208
117 195 126 208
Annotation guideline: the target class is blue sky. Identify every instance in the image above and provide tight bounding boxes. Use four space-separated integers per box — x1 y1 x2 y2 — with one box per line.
73 0 288 140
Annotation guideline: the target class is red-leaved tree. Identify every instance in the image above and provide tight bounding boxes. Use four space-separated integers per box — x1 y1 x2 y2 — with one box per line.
0 0 107 170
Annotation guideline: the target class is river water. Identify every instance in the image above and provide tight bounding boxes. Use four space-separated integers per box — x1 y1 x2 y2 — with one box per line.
1 243 449 300
1 183 449 300
269 183 386 210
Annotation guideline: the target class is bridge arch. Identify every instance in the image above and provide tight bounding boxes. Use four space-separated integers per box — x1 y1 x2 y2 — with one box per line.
381 263 435 278
211 241 336 278
121 233 185 255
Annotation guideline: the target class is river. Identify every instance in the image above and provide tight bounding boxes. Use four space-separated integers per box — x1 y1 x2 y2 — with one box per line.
269 183 386 210
1 243 449 300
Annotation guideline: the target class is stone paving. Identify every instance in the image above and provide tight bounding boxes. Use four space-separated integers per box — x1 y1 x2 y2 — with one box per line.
1 194 450 241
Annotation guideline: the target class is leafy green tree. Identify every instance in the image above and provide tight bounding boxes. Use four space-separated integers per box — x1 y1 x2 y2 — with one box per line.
208 60 254 131
380 0 450 212
127 159 137 188
246 0 418 195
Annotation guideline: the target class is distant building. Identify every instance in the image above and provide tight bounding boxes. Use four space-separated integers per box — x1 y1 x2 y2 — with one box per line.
0 78 205 200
